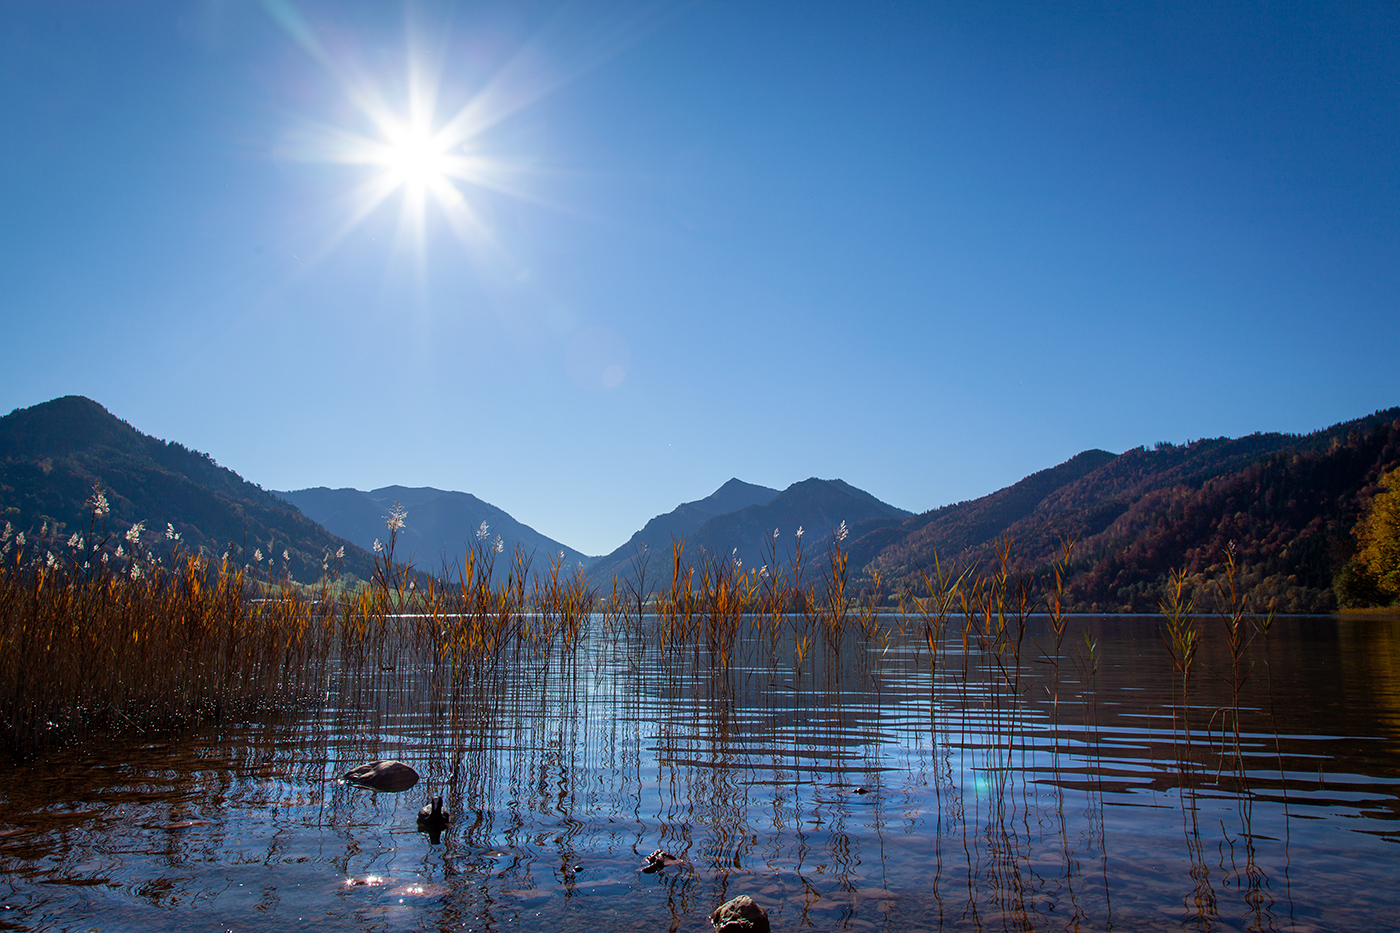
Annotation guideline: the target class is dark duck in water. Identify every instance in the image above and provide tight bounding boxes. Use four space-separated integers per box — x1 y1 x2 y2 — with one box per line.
417 795 450 843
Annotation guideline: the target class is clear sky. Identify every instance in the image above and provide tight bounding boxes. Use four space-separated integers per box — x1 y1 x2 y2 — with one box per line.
2 1 1397 556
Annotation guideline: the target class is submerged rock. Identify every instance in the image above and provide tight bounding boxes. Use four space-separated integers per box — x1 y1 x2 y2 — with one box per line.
710 895 770 932
342 760 419 792
641 849 685 873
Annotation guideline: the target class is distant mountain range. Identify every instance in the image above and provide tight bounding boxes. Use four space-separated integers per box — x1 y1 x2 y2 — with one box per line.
585 477 911 585
584 478 779 581
3 395 1396 610
0 396 375 581
276 485 591 575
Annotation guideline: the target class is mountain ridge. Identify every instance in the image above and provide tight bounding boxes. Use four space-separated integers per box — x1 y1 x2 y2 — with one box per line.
0 396 375 582
5 395 1397 609
588 476 911 587
854 408 1400 612
276 484 592 575
584 478 781 582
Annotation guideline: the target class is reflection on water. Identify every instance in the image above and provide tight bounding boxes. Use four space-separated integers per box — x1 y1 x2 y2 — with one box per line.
1 615 1398 931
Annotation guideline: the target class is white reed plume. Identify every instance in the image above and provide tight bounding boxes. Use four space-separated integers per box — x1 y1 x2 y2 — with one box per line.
125 521 144 544
87 486 109 517
836 520 848 542
477 521 491 541
385 503 408 533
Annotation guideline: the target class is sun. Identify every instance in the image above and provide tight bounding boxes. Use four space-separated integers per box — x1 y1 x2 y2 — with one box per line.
263 5 547 265
380 124 450 192
283 96 501 263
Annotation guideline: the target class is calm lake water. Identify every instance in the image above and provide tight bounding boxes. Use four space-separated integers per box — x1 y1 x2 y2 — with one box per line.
1 614 1398 932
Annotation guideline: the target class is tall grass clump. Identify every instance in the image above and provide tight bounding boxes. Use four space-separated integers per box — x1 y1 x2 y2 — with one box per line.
0 538 331 757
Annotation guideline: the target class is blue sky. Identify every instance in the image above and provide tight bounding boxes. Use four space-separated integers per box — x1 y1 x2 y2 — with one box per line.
2 1 1397 556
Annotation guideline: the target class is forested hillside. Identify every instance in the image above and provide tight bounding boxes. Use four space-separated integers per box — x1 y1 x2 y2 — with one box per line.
0 396 374 582
854 409 1400 612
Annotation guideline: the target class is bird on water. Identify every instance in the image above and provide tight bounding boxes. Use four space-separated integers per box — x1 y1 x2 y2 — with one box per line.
417 795 450 843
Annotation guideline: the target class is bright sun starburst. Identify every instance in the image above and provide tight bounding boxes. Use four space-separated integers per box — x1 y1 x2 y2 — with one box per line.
280 82 519 267
381 125 449 191
264 5 536 267
264 1 661 274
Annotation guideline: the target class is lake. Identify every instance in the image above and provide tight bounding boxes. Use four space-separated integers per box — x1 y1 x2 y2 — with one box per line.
1 614 1397 932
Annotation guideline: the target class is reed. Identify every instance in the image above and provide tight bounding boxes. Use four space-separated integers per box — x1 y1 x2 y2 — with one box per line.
0 493 1295 796
0 547 330 755
1214 541 1254 771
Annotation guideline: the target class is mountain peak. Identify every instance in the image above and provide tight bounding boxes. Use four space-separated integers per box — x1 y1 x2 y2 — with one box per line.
277 485 591 573
0 395 143 460
702 478 781 512
0 396 375 583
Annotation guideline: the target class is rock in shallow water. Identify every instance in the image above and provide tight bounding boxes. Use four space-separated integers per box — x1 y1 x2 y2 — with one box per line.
342 760 419 792
642 849 684 873
710 895 770 932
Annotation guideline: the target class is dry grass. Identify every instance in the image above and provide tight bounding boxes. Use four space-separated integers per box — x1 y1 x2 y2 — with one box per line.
0 552 331 754
0 504 1281 759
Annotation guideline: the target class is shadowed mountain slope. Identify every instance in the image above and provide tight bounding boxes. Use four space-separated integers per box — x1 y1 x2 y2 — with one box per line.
593 477 910 589
845 449 1117 574
585 478 779 583
277 485 591 575
860 408 1400 612
0 396 374 582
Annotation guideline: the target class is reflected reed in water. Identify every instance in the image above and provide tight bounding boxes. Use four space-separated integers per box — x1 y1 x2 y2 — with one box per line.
1 611 1398 932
